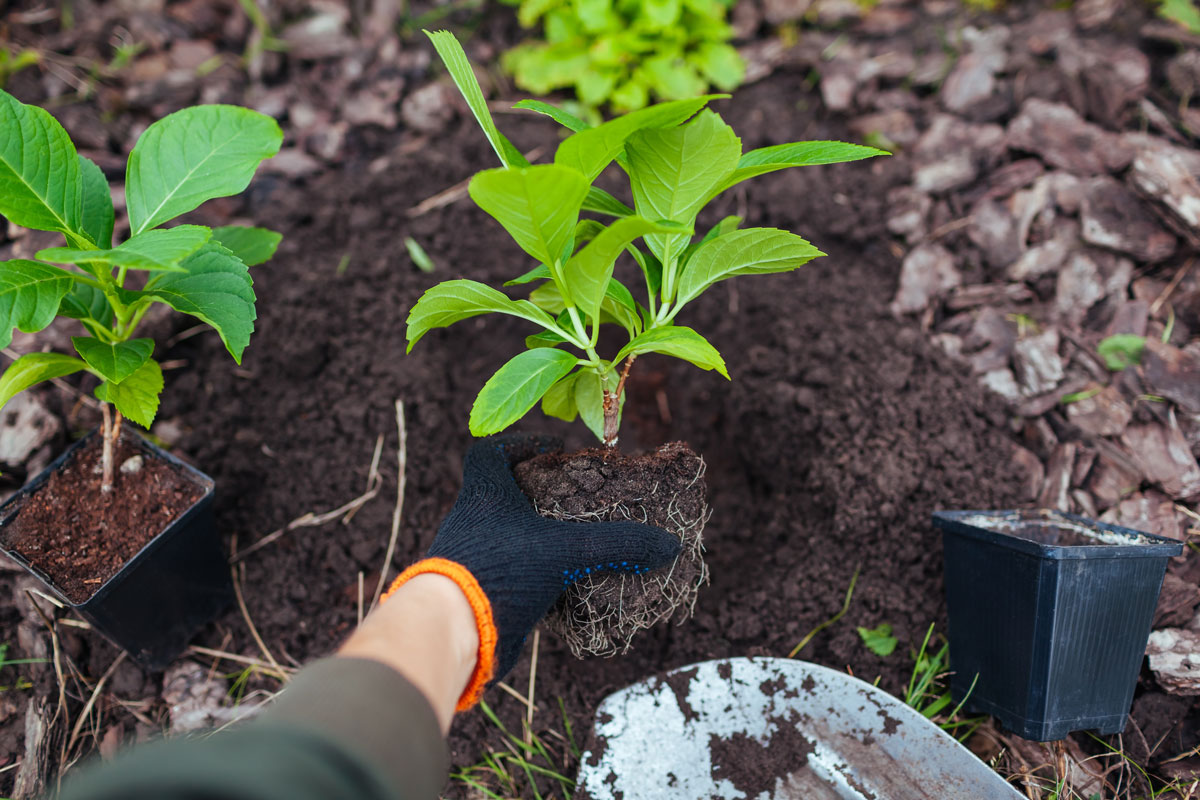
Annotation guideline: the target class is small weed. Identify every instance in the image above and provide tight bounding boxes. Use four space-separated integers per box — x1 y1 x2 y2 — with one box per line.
0 47 39 90
0 643 44 691
904 623 985 742
404 236 436 273
452 699 580 799
788 565 860 658
1061 386 1101 405
857 622 898 657
1158 0 1200 33
1097 334 1146 371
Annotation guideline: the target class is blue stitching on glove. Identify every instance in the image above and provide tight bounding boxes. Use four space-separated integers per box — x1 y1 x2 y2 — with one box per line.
562 561 645 586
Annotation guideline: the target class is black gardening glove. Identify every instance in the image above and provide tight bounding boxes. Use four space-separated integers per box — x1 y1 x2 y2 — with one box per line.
420 434 680 684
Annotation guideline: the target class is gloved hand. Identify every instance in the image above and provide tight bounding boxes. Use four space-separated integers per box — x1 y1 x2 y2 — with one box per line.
382 434 681 709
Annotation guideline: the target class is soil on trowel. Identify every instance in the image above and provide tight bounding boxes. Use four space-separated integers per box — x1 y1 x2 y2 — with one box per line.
709 714 818 799
0 433 207 603
514 443 709 657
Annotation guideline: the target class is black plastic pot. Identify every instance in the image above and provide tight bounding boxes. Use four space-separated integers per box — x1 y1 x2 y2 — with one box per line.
935 509 1182 742
0 430 233 671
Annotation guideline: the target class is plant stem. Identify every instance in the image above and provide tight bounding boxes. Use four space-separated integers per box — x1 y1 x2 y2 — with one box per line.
100 403 114 493
600 355 637 448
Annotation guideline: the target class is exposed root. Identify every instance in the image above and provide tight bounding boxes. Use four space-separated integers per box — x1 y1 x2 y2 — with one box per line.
533 453 710 658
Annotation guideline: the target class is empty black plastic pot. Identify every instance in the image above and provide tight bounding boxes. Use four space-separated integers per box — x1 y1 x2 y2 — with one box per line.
0 430 233 671
935 509 1182 742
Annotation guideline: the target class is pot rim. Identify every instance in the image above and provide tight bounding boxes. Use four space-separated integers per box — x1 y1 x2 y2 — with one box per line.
933 508 1184 560
0 428 215 608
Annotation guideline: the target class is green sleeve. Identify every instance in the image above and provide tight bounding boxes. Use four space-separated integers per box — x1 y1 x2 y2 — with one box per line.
59 657 450 800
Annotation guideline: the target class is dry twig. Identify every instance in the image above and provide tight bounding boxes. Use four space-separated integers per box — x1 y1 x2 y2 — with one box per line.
370 400 408 612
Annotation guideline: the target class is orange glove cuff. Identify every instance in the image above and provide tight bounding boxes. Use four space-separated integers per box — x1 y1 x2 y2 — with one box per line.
380 557 498 711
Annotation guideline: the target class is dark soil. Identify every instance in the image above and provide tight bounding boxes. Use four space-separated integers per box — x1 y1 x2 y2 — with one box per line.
514 443 708 658
708 712 817 798
0 432 207 603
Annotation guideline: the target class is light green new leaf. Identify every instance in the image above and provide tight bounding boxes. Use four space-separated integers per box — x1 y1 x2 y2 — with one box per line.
126 105 282 235
72 337 154 385
615 325 728 377
94 359 163 428
505 264 552 286
124 243 256 362
0 89 81 235
512 99 589 133
674 228 824 309
39 225 211 273
0 352 88 410
680 214 741 265
468 165 589 267
0 260 76 349
469 348 578 435
710 141 889 200
211 225 281 266
626 110 741 262
541 371 580 421
581 186 633 217
563 216 686 323
555 95 720 181
1160 0 1200 32
528 282 566 315
427 30 529 169
78 155 114 248
407 279 560 352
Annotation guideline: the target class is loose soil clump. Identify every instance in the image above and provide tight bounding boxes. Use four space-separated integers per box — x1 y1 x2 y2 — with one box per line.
514 443 709 657
0 433 206 603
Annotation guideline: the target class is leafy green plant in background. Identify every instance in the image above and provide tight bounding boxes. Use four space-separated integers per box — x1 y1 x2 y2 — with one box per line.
408 31 887 444
858 622 898 657
499 0 745 114
0 89 281 491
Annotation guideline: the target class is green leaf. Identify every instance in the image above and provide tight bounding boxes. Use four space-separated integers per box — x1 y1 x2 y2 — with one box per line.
681 214 741 264
78 155 114 248
674 228 824 310
211 225 281 267
426 30 529 169
1098 334 1146 372
626 110 741 262
468 165 589 268
0 89 81 235
615 325 727 377
563 216 686 323
555 95 720 182
469 348 578 435
526 329 566 348
39 225 212 273
513 99 590 133
60 284 113 332
94 359 163 428
1160 0 1200 32
126 105 282 235
712 141 889 200
505 264 553 286
691 42 745 92
858 623 898 657
0 260 76 349
541 371 580 421
582 186 633 217
528 282 567 315
627 244 662 295
71 337 154 385
122 243 256 362
407 279 560 352
0 352 87 410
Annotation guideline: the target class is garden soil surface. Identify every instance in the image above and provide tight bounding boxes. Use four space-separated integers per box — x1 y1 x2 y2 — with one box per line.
0 6 1057 795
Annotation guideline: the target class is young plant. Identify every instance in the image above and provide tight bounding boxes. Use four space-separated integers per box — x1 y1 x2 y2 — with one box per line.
0 89 282 491
499 0 745 113
408 31 886 446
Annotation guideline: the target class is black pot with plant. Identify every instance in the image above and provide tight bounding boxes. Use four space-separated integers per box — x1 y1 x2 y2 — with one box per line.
934 509 1183 742
0 90 283 669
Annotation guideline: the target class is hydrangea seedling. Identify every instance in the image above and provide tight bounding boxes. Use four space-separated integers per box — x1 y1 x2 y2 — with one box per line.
408 31 888 446
0 89 282 490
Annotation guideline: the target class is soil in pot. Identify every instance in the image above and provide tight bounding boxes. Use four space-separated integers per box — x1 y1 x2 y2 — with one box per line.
1 432 207 603
514 442 709 657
